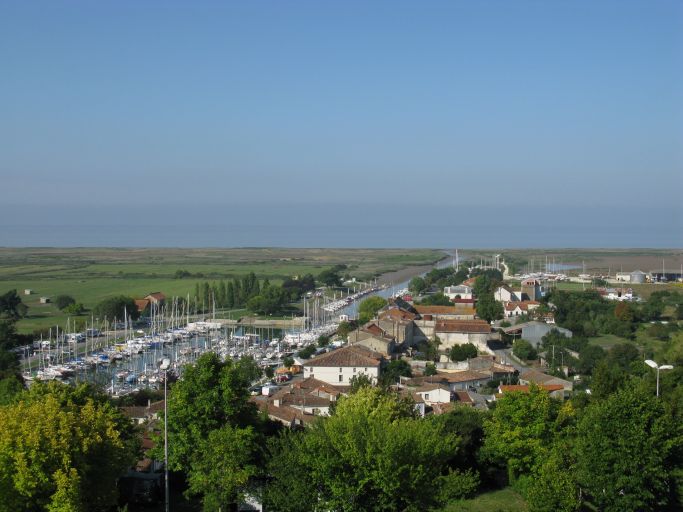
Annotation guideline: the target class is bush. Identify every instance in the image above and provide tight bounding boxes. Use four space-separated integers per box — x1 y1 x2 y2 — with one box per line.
512 339 537 361
54 295 76 310
450 343 478 362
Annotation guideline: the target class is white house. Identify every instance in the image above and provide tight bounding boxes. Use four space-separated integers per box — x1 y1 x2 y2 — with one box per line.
494 285 520 303
302 345 383 385
433 319 492 352
503 300 540 318
412 383 452 405
443 285 473 300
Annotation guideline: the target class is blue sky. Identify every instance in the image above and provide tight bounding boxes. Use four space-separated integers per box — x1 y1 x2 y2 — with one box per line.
1 1 681 241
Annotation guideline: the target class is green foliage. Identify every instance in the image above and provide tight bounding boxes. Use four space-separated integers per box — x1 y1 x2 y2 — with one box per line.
417 292 453 306
575 386 680 511
54 294 76 310
318 267 344 287
336 320 352 339
576 344 605 375
281 273 316 299
0 376 24 406
450 343 478 362
349 373 373 393
0 382 138 512
297 345 316 359
590 360 624 399
318 335 330 347
0 290 28 320
265 366 275 379
186 426 260 511
246 285 289 315
476 293 503 323
481 384 563 481
63 302 86 315
358 296 387 324
425 362 437 376
265 387 458 511
512 339 537 361
524 449 579 512
409 276 427 295
156 353 264 508
380 359 412 386
92 295 139 322
648 322 672 341
282 356 294 368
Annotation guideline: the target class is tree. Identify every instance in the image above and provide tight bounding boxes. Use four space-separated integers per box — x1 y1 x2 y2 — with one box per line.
512 339 537 361
450 343 478 362
379 359 412 386
297 345 316 359
481 384 561 482
424 363 437 376
0 290 27 320
575 386 680 512
282 356 294 368
349 373 373 393
155 353 264 508
607 343 640 372
54 295 76 310
318 268 342 287
357 296 387 324
0 382 138 511
409 276 427 295
63 303 86 315
590 360 624 399
476 293 503 323
336 321 352 339
417 292 453 306
577 344 605 375
264 387 459 511
318 335 330 347
92 295 139 322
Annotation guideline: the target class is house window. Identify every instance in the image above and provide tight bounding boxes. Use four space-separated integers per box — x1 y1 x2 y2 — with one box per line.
425 394 429 401
353 367 356 373
339 375 343 382
339 368 342 372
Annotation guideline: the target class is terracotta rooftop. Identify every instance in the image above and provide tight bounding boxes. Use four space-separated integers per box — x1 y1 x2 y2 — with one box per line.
415 306 463 315
434 319 491 334
303 345 383 368
504 300 540 312
499 384 565 393
145 292 166 302
379 308 418 322
453 391 474 404
134 299 150 313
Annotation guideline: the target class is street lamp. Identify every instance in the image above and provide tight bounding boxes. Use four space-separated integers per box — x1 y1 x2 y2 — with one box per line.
645 359 674 397
159 358 171 512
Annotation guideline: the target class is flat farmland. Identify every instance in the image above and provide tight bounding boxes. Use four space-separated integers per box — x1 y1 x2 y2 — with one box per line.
0 248 444 333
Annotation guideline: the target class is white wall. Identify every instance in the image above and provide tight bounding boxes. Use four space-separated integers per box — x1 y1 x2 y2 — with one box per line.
304 365 379 385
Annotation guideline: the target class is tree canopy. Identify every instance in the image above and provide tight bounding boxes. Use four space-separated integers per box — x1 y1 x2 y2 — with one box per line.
0 382 138 512
357 296 387 324
264 387 461 512
92 295 139 322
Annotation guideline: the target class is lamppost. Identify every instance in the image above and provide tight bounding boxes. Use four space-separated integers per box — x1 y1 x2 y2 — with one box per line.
645 359 674 397
159 358 171 512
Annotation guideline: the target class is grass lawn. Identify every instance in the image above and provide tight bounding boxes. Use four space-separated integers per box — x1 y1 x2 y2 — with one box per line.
438 488 528 512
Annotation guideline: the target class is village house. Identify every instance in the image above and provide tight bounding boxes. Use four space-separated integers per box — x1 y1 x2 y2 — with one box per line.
503 321 572 348
502 300 540 318
519 368 573 392
443 285 473 300
494 284 520 303
302 345 383 385
432 319 493 352
348 321 397 356
520 278 547 301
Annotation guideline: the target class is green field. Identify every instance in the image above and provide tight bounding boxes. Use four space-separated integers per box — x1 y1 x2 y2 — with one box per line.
0 248 444 333
438 488 528 512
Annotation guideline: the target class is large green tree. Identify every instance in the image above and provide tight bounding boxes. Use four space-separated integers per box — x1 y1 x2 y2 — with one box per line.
0 382 138 512
92 295 139 322
574 386 681 512
357 296 387 324
156 353 266 510
265 387 460 512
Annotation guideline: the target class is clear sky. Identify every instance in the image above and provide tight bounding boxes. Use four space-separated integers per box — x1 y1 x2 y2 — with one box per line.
1 1 681 245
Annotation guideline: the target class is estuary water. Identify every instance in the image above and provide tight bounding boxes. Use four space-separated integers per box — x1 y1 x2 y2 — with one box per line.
0 223 676 248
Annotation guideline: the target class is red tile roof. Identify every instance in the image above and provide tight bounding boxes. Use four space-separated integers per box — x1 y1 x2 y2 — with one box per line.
434 319 491 334
303 345 382 368
135 299 150 313
499 384 564 393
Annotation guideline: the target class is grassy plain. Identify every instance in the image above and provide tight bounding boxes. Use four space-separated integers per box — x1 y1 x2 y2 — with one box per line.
0 248 444 333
